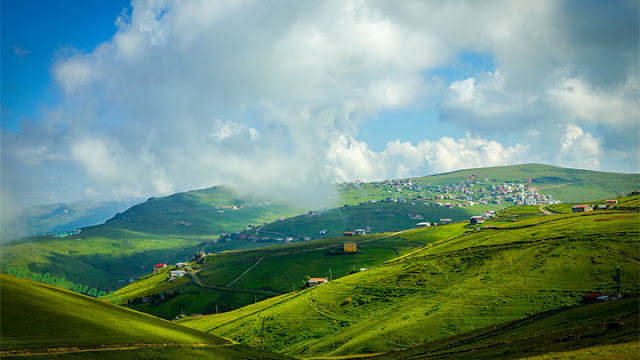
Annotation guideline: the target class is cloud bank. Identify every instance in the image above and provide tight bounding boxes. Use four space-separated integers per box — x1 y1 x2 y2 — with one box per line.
2 0 638 213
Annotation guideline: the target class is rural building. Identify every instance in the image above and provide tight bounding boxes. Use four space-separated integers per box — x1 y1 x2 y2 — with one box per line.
583 292 618 304
470 216 485 225
572 204 593 213
344 241 357 252
307 278 328 287
175 262 188 268
605 199 618 206
153 263 167 273
416 222 431 228
169 270 186 281
524 197 537 205
343 231 354 236
353 229 366 236
439 218 452 225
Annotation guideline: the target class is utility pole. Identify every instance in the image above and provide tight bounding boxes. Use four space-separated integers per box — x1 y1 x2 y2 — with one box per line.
616 266 621 299
255 293 257 304
329 268 332 282
216 303 218 314
259 317 266 360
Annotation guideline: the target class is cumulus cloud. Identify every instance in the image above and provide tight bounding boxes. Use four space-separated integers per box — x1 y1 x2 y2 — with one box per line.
558 124 603 169
2 0 638 216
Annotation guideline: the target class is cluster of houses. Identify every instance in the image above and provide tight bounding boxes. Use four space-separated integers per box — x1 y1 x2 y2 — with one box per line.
343 229 367 236
340 176 561 209
36 230 82 238
153 261 190 281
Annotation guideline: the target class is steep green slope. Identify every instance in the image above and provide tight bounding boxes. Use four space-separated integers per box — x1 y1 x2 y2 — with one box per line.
0 273 228 350
370 297 639 359
0 274 296 359
100 185 303 236
179 211 639 357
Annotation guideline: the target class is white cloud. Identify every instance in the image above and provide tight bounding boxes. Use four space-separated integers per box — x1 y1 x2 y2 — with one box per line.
547 75 640 129
2 0 638 213
558 124 602 169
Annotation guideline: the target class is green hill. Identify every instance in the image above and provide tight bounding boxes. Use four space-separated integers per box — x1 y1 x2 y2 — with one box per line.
370 297 639 359
2 165 637 295
99 185 303 236
111 224 468 319
249 201 499 241
0 185 305 288
178 209 640 357
0 273 228 350
340 163 639 205
0 273 295 359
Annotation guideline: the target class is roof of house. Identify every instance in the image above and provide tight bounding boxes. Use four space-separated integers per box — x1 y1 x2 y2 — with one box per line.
154 263 167 267
583 292 614 299
309 278 327 282
572 204 591 208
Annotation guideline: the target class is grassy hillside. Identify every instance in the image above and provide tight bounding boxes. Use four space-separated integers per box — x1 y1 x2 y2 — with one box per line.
252 201 499 240
369 297 639 359
0 273 296 359
99 185 304 236
340 164 639 205
0 185 305 288
112 225 469 319
0 273 228 350
2 165 637 297
178 209 639 357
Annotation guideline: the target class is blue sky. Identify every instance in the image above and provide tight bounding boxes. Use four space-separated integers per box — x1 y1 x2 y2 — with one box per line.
1 0 638 215
2 0 130 132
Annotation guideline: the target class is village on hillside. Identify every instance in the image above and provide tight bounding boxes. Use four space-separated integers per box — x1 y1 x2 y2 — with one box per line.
342 174 562 208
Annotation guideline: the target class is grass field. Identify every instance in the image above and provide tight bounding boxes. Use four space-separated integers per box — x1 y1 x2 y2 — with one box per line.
113 228 468 319
254 201 500 240
0 274 228 350
369 297 639 359
178 210 640 357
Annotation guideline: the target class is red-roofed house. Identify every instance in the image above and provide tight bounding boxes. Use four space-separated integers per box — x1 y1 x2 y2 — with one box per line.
572 205 593 213
154 263 167 273
307 278 328 287
605 199 618 206
470 216 486 225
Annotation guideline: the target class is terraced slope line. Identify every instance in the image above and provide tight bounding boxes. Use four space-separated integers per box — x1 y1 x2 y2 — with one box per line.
179 211 639 357
0 274 228 352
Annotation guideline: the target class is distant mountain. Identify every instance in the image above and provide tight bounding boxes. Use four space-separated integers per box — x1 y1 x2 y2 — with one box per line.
98 185 305 235
1 200 135 241
0 185 305 288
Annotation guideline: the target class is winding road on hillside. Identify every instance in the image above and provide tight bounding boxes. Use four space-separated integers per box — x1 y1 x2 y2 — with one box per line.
189 230 410 295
